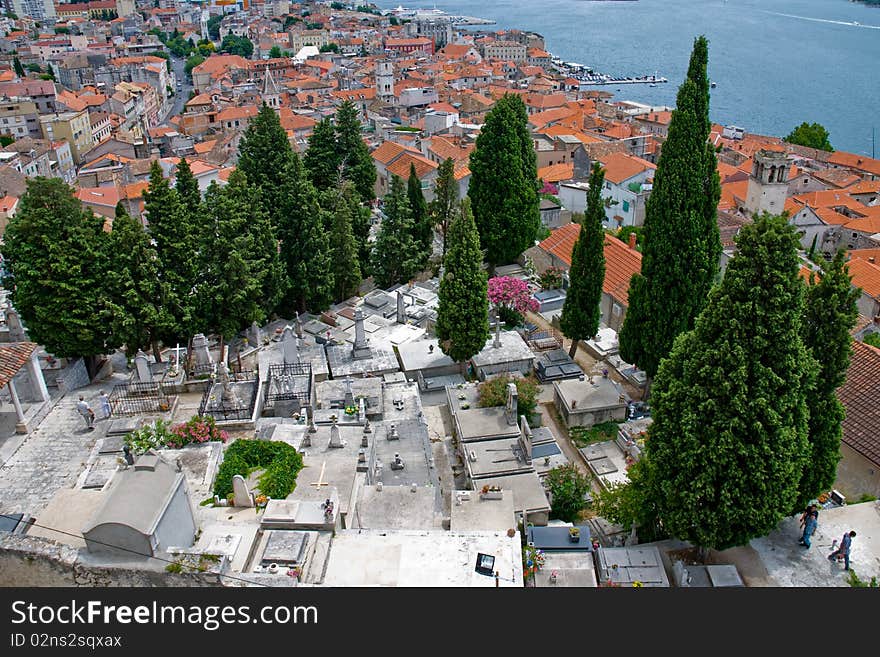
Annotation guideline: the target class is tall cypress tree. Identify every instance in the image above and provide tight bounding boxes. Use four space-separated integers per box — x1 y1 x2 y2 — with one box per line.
237 102 293 228
303 117 338 192
276 154 333 314
174 157 201 211
430 157 459 259
144 161 196 341
371 175 420 289
618 40 721 386
407 162 431 269
796 249 859 509
468 94 540 269
560 162 606 358
1 177 119 362
107 202 174 358
436 198 489 365
328 181 362 302
643 213 817 551
334 99 376 204
13 56 24 78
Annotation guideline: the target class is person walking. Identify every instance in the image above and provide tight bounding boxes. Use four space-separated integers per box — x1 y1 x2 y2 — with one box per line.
798 507 818 548
76 395 95 431
828 530 856 570
98 390 112 420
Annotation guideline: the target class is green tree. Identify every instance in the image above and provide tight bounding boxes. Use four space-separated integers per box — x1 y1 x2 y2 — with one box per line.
328 182 363 302
334 100 376 203
795 249 860 510
269 45 283 59
207 14 222 41
560 162 606 358
275 155 333 314
144 162 197 341
220 35 253 58
784 122 834 152
319 42 339 53
303 117 338 192
430 157 459 259
174 157 201 212
1 178 119 363
435 198 489 364
468 93 540 269
184 54 204 80
643 213 817 552
619 37 721 388
545 464 592 523
371 175 420 288
13 56 24 78
107 203 174 358
407 162 431 269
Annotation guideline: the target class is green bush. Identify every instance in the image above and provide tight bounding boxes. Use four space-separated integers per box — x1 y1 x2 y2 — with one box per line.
213 440 304 500
124 419 175 453
477 374 540 418
863 333 880 349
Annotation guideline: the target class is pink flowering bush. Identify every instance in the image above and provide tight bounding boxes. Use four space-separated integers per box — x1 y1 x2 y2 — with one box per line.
167 415 229 449
488 276 539 314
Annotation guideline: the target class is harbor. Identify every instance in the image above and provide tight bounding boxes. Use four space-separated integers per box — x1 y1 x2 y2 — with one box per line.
550 58 668 87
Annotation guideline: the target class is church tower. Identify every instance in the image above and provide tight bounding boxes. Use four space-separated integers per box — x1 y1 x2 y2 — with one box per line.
262 66 281 110
744 149 789 216
376 60 395 104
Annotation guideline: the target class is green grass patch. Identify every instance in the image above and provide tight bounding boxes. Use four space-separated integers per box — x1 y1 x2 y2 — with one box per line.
213 439 303 500
570 421 621 447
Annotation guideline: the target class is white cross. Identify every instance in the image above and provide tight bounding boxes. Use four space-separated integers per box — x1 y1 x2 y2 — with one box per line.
310 461 329 490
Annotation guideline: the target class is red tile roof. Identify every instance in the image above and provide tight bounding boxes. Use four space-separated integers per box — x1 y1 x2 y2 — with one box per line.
846 257 880 299
838 340 880 466
0 342 38 388
598 152 656 185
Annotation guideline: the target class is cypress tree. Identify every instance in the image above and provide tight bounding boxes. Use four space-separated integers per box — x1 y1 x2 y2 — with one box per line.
407 162 431 269
618 54 721 385
303 117 338 192
1 177 119 361
107 202 174 358
430 157 459 259
174 157 201 212
13 56 24 78
328 181 362 302
370 175 420 288
436 198 489 365
276 154 333 314
334 99 376 203
795 249 859 509
559 162 606 358
468 94 540 269
144 161 196 340
643 213 817 551
237 102 293 228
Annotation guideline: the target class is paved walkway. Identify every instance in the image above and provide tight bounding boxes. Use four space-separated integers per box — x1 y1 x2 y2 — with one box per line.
0 377 126 517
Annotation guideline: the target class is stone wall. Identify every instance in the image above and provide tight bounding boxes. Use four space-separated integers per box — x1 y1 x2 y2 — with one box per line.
0 534 224 587
56 357 90 395
835 443 880 500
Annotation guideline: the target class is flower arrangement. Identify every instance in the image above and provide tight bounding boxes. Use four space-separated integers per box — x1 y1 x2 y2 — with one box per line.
344 405 358 416
254 494 268 507
522 545 545 580
165 415 229 449
539 266 565 291
481 485 502 494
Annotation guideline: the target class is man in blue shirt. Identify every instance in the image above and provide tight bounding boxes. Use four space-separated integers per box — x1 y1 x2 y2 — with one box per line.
828 530 856 571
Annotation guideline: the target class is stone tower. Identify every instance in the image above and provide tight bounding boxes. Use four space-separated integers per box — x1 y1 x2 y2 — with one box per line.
376 60 395 104
262 66 281 110
744 149 789 217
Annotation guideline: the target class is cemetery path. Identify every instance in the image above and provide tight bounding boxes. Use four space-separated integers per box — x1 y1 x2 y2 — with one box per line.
0 380 122 517
537 402 603 495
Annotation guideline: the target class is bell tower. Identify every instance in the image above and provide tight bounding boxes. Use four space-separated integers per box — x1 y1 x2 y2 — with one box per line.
744 149 789 216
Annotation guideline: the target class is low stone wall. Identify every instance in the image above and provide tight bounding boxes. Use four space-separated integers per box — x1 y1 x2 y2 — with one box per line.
0 534 224 587
56 358 90 395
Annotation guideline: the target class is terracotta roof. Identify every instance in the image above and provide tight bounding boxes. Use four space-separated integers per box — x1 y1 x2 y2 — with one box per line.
385 152 438 180
846 257 880 299
848 248 880 266
76 186 121 208
844 213 880 236
843 180 880 195
598 152 656 185
538 224 642 304
837 341 880 466
0 342 38 388
216 105 259 122
812 168 862 189
827 151 880 177
371 140 417 165
537 162 574 184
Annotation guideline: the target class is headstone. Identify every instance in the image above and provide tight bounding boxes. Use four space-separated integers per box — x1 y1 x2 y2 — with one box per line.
363 418 372 434
218 362 240 407
232 475 254 507
358 396 366 422
294 312 303 339
328 422 345 448
134 350 152 382
192 333 213 368
493 307 502 348
352 308 372 360
5 304 27 341
343 376 355 408
282 325 299 364
249 321 262 347
396 291 406 324
387 424 399 441
505 382 518 426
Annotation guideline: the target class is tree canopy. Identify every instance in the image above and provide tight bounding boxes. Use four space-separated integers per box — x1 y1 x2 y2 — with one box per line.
371 175 421 288
784 122 834 152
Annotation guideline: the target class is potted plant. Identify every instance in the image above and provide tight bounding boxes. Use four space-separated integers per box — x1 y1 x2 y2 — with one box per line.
569 527 581 542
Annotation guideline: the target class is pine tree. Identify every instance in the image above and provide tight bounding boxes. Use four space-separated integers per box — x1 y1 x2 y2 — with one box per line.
328 181 362 302
468 94 540 269
144 161 197 340
237 102 293 228
1 177 119 360
370 175 420 288
618 40 721 386
303 117 338 192
430 157 459 259
796 249 859 509
436 198 489 365
174 157 201 212
13 56 24 78
334 99 376 204
276 154 333 314
107 202 174 358
643 213 817 551
560 162 606 358
407 162 431 269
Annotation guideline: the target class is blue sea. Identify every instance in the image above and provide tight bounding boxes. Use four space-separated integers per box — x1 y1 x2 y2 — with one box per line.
374 0 880 155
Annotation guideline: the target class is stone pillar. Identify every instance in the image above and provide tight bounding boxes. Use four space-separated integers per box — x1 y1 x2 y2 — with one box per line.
27 352 50 403
493 307 501 348
396 291 406 324
8 380 26 433
344 376 355 408
134 350 152 382
249 321 262 347
282 325 299 364
294 312 303 339
352 308 371 359
191 333 213 370
5 305 27 342
505 382 518 426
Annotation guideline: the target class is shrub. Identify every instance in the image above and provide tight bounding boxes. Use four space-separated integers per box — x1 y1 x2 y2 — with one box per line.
168 415 229 449
545 464 592 523
477 374 540 418
124 418 175 453
213 439 304 500
539 266 565 290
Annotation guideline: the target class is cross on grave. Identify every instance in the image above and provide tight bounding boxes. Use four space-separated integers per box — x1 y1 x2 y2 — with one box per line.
169 344 186 367
310 461 329 490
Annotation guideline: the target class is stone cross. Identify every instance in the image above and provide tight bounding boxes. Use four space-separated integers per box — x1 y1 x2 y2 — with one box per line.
310 461 329 490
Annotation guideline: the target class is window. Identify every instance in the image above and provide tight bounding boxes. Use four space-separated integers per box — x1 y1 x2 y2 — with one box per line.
622 200 629 213
605 182 610 190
